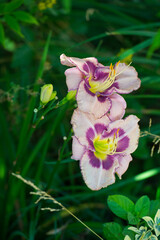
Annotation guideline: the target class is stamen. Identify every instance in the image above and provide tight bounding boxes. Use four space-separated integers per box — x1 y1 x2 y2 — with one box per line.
88 61 132 94
110 63 113 70
116 60 120 66
115 62 132 78
89 61 120 94
116 129 120 137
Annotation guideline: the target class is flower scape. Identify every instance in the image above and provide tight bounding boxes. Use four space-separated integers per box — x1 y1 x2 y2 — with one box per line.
60 54 141 190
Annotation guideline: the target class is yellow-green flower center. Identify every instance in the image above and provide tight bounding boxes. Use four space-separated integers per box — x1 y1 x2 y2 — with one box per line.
89 62 120 94
93 130 119 160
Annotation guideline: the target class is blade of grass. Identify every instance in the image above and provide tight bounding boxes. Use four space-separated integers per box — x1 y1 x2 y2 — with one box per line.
116 22 160 31
125 94 160 99
106 30 155 37
112 38 153 63
3 32 52 240
66 32 153 62
142 76 160 84
45 158 74 165
16 31 52 167
0 106 16 163
10 128 51 205
8 231 28 240
0 107 16 239
126 109 160 115
55 167 160 202
133 56 160 65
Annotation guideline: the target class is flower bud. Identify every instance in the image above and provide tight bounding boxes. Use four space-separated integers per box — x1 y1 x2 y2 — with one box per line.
66 90 77 101
40 84 56 105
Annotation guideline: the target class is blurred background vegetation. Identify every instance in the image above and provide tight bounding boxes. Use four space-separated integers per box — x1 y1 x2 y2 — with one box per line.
0 0 160 239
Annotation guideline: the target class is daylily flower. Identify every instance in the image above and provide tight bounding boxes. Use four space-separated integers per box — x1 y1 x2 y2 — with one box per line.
60 54 140 120
71 109 140 190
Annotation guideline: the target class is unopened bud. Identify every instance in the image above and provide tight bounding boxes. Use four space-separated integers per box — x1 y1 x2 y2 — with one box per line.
66 90 77 101
40 84 57 105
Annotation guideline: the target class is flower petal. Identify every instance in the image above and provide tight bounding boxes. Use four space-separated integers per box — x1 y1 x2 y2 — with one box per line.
71 136 86 160
60 54 98 74
65 67 82 91
108 115 140 154
108 93 126 121
77 81 111 118
71 108 110 146
115 154 132 178
71 109 96 146
116 131 129 152
80 151 119 190
115 63 141 94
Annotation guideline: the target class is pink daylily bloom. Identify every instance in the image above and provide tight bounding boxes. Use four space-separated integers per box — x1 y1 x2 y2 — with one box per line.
71 109 140 190
60 54 140 120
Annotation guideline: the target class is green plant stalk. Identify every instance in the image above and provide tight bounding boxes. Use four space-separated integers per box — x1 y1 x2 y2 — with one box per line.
35 104 69 184
46 129 72 190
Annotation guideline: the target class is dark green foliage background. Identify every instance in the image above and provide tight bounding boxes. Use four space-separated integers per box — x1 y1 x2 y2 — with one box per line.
0 0 160 239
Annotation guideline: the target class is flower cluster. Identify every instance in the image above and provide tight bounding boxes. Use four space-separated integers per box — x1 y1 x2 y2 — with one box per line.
60 54 141 190
38 0 56 11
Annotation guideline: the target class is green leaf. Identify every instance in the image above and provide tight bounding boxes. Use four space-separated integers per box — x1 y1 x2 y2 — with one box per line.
16 31 52 164
4 38 16 52
149 200 160 219
127 212 139 225
123 226 136 240
128 226 140 234
124 236 132 240
147 29 160 58
13 11 38 25
62 0 72 13
103 222 124 240
150 235 158 240
142 216 154 229
117 38 153 62
0 22 5 45
5 15 23 37
0 3 5 15
144 230 152 239
107 195 134 220
4 0 23 13
135 196 150 218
